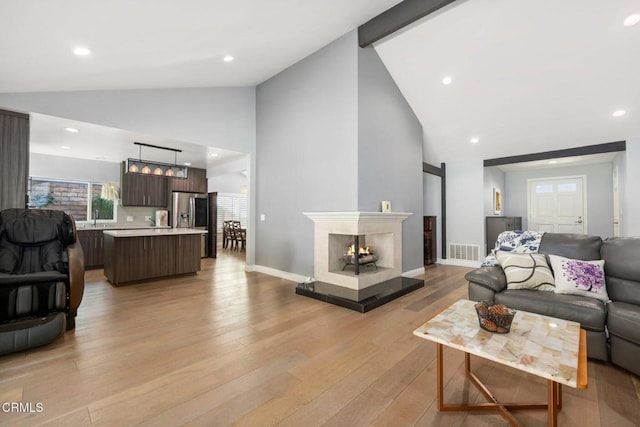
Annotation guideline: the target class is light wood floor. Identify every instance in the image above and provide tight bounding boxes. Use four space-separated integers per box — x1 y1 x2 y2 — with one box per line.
1 252 639 426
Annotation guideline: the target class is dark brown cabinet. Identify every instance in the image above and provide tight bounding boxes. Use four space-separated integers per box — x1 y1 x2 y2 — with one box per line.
77 229 104 268
424 216 437 265
208 192 217 259
120 162 169 207
146 235 176 278
176 234 201 274
103 233 202 285
485 216 522 254
170 167 207 193
107 236 146 283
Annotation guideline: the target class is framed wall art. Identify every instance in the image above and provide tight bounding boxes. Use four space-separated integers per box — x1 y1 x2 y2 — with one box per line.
493 188 502 215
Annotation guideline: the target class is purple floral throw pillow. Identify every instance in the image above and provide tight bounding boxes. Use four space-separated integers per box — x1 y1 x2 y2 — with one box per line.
548 255 610 303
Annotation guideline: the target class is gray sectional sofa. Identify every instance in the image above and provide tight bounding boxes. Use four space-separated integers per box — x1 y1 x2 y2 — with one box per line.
465 232 640 376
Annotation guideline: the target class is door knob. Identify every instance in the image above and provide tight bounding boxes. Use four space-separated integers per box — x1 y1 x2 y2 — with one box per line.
576 216 583 224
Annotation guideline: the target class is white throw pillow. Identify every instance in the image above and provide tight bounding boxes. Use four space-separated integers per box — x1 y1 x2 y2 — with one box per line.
548 254 610 302
495 251 555 291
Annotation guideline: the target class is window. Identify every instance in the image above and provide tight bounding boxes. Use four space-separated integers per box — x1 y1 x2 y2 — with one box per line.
557 183 577 193
29 177 116 222
216 193 247 232
535 184 553 194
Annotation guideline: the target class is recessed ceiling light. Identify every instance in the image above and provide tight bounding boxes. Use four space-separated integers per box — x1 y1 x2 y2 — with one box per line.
612 110 626 117
73 47 91 56
60 145 72 150
549 160 558 164
65 127 79 133
470 137 480 143
208 153 219 157
184 162 192 166
442 76 452 85
623 14 640 26
223 55 234 62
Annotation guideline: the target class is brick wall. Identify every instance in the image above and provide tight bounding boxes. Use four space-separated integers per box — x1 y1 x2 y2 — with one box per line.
30 180 88 221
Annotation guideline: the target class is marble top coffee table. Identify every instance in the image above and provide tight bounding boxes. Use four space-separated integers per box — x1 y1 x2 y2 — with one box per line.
414 299 587 426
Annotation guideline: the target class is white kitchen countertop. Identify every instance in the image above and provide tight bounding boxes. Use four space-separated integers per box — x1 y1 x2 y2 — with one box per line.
103 228 207 237
78 225 172 230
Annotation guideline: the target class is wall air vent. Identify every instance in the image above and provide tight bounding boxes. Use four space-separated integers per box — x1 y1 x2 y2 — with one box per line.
448 243 480 262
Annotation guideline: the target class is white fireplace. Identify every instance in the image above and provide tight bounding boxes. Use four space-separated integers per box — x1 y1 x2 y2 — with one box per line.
303 212 412 290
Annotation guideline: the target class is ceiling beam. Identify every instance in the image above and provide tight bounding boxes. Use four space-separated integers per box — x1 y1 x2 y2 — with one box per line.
483 141 626 167
358 0 458 47
423 162 442 176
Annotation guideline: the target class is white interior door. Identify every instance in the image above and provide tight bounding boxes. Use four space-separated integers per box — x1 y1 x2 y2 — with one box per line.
528 176 586 233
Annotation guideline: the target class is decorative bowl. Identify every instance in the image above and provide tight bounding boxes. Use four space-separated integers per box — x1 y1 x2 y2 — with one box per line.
474 301 516 334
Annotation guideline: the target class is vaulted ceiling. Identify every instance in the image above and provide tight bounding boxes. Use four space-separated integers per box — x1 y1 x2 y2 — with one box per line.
1 0 638 165
0 0 402 92
375 0 640 163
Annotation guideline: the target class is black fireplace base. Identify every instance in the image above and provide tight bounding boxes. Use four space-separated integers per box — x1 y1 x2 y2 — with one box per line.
295 277 424 313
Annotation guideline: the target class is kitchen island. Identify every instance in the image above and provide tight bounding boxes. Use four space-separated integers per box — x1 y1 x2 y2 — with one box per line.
103 228 207 285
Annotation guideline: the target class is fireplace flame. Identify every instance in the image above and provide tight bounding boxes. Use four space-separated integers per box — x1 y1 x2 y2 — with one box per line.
346 244 373 256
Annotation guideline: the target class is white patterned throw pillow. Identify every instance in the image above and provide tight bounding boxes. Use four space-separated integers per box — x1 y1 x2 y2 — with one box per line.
495 251 555 291
548 255 610 302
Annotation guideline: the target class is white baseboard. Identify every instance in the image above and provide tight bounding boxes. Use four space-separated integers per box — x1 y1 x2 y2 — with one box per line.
402 266 426 277
248 264 309 283
248 264 427 283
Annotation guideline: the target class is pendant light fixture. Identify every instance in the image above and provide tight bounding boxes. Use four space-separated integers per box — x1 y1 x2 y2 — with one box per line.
126 142 188 178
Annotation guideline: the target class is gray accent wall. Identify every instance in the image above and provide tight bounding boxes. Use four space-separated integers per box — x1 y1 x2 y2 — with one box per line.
504 163 614 238
256 31 359 275
256 30 424 276
357 45 424 272
445 159 485 258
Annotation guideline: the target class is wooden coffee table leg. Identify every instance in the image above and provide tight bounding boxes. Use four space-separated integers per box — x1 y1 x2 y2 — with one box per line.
436 347 558 426
557 382 562 409
548 380 558 427
437 343 444 410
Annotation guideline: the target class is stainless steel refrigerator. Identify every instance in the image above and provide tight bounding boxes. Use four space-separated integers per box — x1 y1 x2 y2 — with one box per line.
172 192 208 257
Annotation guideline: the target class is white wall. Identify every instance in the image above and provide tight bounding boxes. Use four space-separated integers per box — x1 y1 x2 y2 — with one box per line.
30 152 120 183
613 151 626 236
621 137 640 236
0 88 255 154
207 155 248 194
208 173 247 194
483 166 506 217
